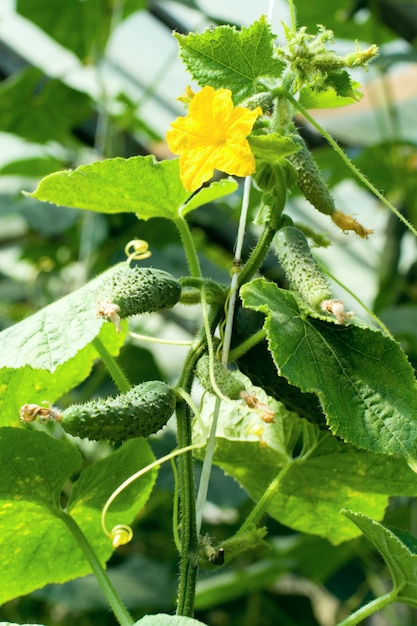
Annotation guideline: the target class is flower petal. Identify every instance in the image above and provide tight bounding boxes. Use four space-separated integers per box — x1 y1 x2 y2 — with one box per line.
167 86 262 191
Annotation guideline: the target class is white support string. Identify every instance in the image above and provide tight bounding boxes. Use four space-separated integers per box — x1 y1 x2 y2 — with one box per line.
267 0 275 22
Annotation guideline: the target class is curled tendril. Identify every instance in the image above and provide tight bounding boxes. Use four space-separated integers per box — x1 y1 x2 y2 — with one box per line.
101 443 203 548
124 239 152 264
110 524 133 548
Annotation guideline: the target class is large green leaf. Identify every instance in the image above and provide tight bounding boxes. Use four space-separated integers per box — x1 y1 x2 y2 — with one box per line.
0 264 127 426
175 17 285 104
344 510 417 607
28 156 237 221
0 429 156 604
193 376 417 544
0 68 92 144
241 278 417 470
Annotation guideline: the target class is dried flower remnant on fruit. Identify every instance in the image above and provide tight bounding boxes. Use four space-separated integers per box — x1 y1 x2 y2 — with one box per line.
20 403 62 423
241 391 275 423
321 299 355 325
97 298 121 331
167 86 262 191
331 210 373 238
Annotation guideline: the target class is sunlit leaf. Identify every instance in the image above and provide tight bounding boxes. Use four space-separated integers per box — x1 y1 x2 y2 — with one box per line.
175 17 285 103
193 375 417 544
0 429 156 604
241 278 417 470
344 510 417 606
0 264 127 426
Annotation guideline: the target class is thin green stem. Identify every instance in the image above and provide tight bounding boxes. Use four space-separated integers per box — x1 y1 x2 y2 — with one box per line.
287 93 417 239
175 214 202 278
236 461 293 537
228 329 267 362
59 511 133 626
337 589 398 626
195 287 225 534
92 337 131 393
222 175 252 365
171 457 181 552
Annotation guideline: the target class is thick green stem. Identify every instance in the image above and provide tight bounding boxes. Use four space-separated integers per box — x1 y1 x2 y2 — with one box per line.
60 511 133 626
175 303 223 615
337 589 398 626
175 214 202 278
286 93 417 239
92 337 131 393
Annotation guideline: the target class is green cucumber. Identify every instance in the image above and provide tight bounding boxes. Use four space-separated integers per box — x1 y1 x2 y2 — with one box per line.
274 226 332 310
196 354 245 400
98 265 181 321
287 134 336 216
61 381 176 442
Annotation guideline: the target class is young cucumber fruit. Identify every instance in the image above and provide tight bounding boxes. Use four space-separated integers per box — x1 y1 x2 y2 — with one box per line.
274 226 332 311
196 354 245 400
62 381 176 442
287 134 335 216
99 265 182 319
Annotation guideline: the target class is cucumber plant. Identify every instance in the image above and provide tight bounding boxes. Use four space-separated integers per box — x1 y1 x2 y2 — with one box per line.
2 2 417 626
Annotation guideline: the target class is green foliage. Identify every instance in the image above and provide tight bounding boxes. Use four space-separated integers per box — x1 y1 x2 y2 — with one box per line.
0 265 128 426
0 429 156 605
2 2 417 625
344 510 417 606
28 156 237 222
17 0 147 62
0 67 93 144
193 375 417 544
241 279 417 470
174 17 285 104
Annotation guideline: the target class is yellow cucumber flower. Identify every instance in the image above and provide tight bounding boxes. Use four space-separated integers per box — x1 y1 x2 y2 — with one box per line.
167 86 262 191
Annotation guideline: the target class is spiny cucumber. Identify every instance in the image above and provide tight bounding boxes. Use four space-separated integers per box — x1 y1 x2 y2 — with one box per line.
287 134 372 238
196 354 245 400
97 265 181 324
274 226 332 310
287 133 336 216
61 381 175 442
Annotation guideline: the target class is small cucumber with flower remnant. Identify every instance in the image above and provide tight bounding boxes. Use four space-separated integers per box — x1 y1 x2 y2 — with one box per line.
287 134 372 238
21 381 176 442
275 226 332 311
97 264 181 328
196 354 245 400
274 226 354 323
